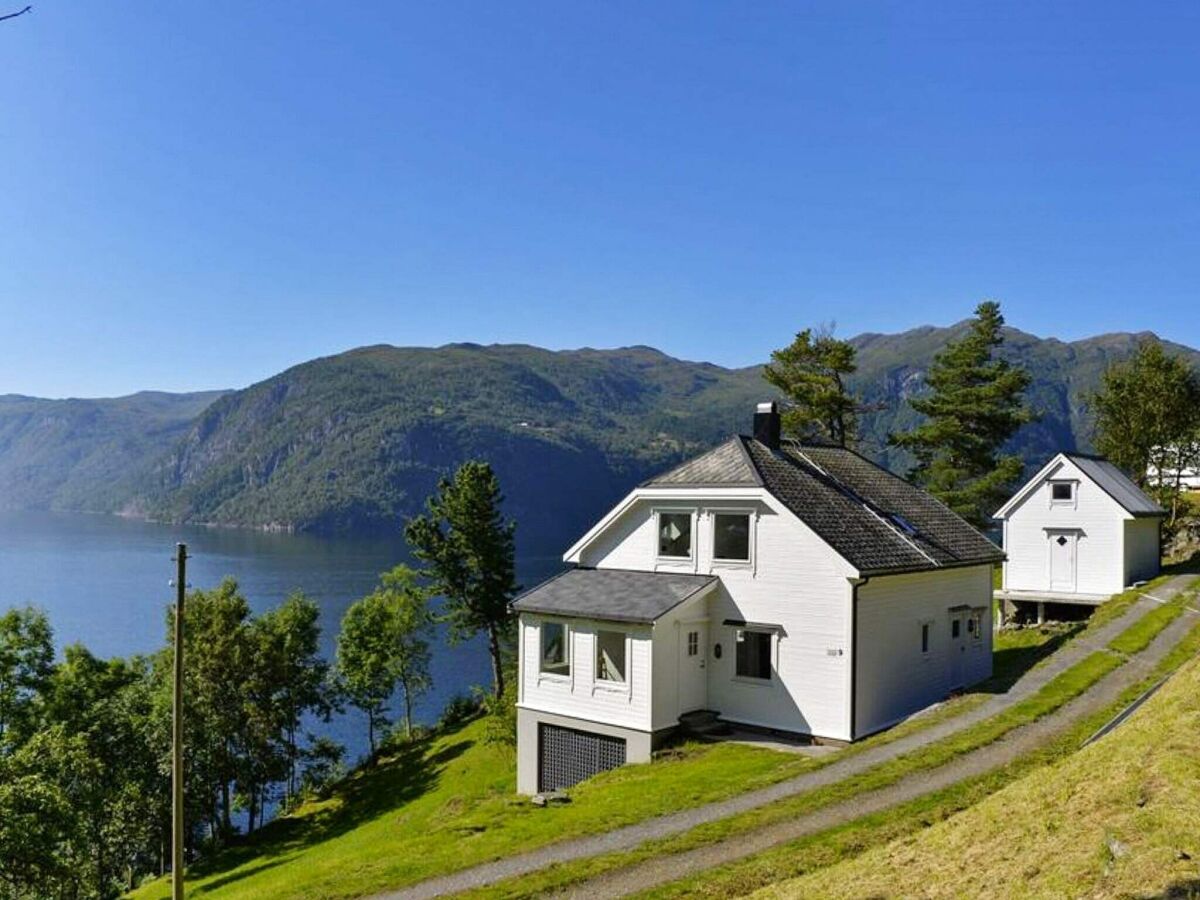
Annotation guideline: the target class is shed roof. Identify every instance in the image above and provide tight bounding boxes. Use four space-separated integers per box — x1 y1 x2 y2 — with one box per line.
1064 454 1165 517
511 568 718 624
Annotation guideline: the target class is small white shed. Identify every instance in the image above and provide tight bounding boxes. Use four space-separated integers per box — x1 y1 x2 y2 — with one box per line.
994 453 1164 601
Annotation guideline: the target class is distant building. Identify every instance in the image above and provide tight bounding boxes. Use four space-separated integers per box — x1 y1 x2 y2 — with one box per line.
993 453 1164 619
510 402 1003 795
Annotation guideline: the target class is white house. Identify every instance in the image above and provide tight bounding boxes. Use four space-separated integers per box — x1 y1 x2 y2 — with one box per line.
511 403 1003 795
993 453 1164 611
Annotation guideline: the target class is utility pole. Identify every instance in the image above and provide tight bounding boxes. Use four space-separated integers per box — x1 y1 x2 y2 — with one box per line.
172 543 187 900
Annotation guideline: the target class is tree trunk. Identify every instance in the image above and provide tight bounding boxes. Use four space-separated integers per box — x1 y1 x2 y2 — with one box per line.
404 681 413 739
488 624 505 698
368 710 376 757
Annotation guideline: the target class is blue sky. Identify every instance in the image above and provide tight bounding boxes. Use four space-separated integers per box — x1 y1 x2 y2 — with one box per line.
2 3 1197 397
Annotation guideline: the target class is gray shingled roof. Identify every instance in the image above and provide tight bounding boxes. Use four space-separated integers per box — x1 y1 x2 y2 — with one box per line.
1065 454 1165 517
643 438 762 487
512 568 718 623
646 435 1003 576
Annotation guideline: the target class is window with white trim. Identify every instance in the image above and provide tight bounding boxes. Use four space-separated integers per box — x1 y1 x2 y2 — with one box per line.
657 512 693 559
712 513 751 562
735 629 772 680
969 609 984 641
540 622 570 676
921 621 931 655
1050 481 1074 504
687 630 699 657
595 630 626 683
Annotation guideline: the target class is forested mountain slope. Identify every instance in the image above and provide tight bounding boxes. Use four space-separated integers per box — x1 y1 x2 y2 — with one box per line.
3 326 1197 543
0 390 227 513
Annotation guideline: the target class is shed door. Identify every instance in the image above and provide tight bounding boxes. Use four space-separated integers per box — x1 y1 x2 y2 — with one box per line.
1049 531 1077 592
537 724 626 793
947 611 967 689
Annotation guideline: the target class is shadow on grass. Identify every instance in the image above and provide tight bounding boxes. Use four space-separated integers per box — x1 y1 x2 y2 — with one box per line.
973 624 1083 695
1164 550 1200 576
1150 879 1200 899
180 721 477 886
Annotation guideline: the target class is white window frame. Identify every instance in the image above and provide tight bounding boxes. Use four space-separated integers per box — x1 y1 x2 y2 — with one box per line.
1048 479 1077 509
538 619 571 682
708 508 756 569
593 628 631 691
654 508 696 563
732 627 775 684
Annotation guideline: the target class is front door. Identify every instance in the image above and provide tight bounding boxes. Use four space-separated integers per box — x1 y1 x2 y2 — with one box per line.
1049 531 1077 592
679 623 708 713
948 611 967 689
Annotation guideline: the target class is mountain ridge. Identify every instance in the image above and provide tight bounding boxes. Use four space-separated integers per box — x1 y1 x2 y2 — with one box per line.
1 325 1196 547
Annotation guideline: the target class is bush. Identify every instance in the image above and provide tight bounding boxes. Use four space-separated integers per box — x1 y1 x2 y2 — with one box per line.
438 692 482 730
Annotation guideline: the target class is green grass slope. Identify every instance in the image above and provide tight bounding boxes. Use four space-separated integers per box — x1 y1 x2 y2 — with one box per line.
760 653 1200 899
127 717 819 900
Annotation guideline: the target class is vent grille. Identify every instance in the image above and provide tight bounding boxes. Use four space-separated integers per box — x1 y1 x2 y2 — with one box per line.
537 724 626 792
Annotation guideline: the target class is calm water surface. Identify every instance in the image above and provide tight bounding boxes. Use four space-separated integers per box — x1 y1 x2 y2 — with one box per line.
0 509 563 765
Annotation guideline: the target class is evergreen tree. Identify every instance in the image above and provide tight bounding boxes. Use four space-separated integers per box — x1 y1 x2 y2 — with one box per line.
763 326 863 446
890 301 1034 527
405 462 518 698
1093 340 1200 525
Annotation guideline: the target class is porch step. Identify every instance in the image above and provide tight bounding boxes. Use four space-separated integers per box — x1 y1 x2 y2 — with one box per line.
679 709 732 737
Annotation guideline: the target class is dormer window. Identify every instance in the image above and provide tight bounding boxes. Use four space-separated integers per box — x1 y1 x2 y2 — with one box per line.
1050 481 1075 504
657 512 693 559
713 513 751 563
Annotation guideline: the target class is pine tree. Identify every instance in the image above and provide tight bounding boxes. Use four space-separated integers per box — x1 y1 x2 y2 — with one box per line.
763 326 862 446
890 301 1034 527
405 462 518 698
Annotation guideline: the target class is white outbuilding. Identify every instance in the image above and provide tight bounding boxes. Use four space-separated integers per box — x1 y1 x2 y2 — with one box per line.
993 453 1164 617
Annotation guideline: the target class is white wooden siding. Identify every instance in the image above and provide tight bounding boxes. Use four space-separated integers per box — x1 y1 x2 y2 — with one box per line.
1123 518 1161 586
1002 458 1129 594
517 615 653 732
855 565 993 737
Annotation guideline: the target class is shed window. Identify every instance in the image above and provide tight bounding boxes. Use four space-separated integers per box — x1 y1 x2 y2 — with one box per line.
540 622 570 676
596 631 626 683
1051 482 1074 502
735 630 772 680
658 513 693 559
713 513 751 562
687 631 699 657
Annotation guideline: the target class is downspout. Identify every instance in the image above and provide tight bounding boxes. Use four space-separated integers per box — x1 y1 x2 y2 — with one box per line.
849 576 870 741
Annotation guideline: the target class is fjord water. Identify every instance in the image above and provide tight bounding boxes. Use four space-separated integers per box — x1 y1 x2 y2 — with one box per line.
0 509 564 764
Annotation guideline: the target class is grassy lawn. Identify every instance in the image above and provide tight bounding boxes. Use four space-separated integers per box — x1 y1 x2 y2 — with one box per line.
460 649 1125 899
129 580 1176 900
758 634 1200 899
636 617 1200 899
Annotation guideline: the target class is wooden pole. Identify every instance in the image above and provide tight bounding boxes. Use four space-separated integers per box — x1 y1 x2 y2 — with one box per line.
173 543 187 900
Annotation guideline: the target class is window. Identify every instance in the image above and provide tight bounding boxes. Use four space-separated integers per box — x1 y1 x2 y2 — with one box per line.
735 630 772 680
921 622 931 655
970 609 984 641
595 630 626 683
713 513 751 562
951 618 961 640
1051 482 1074 503
658 512 692 558
687 631 699 657
540 622 570 676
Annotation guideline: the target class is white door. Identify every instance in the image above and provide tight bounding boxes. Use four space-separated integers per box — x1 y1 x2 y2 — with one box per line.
679 623 708 713
1049 532 1077 592
948 611 967 689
